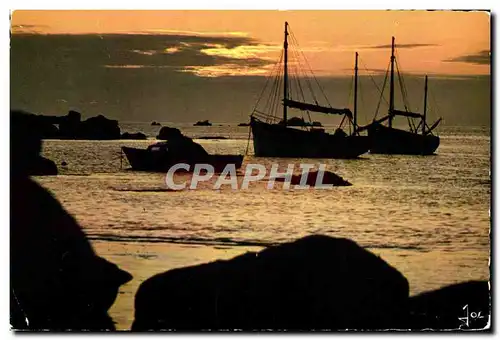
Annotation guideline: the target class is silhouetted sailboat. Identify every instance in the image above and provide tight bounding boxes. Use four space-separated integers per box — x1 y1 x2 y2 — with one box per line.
359 37 441 155
250 22 369 159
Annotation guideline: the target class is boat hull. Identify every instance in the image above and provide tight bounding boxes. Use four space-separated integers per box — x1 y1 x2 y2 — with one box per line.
250 118 369 159
122 146 244 172
368 123 440 155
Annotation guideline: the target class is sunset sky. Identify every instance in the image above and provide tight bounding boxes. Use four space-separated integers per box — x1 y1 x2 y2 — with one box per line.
9 10 491 125
11 10 490 77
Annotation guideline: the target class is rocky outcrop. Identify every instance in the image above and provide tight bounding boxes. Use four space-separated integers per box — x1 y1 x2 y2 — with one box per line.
79 114 120 140
155 126 209 160
121 132 147 140
10 110 122 140
58 110 82 139
156 126 183 140
132 235 409 331
238 122 250 127
194 120 212 126
151 121 161 126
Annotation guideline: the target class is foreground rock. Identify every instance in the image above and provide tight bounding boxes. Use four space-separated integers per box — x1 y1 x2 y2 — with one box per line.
406 281 490 330
272 170 352 187
132 235 409 330
11 110 58 176
11 177 132 330
30 156 58 176
10 110 61 139
10 110 132 330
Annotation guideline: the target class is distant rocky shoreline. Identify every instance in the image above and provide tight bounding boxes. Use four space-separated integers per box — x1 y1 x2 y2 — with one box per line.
12 110 256 141
14 110 122 140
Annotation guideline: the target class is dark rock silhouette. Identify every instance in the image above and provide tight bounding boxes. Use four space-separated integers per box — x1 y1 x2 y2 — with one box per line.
10 110 60 139
156 126 183 140
167 137 209 161
121 132 147 140
272 170 352 186
11 177 132 330
193 120 212 126
11 110 58 176
58 110 82 139
10 109 121 140
151 121 161 126
31 156 58 176
238 122 250 127
36 122 60 138
406 281 490 330
79 114 120 140
132 235 409 331
155 126 209 161
10 110 132 330
279 117 323 127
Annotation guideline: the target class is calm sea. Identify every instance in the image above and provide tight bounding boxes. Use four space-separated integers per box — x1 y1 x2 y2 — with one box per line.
37 124 491 299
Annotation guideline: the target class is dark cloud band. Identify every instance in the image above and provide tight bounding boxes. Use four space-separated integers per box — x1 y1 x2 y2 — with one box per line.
444 50 490 65
11 33 274 76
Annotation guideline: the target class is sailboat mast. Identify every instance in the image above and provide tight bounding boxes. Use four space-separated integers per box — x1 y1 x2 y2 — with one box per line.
423 75 428 135
283 21 289 127
389 36 395 128
353 52 359 135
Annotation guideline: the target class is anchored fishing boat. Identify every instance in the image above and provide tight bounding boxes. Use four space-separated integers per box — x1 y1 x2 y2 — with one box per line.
122 143 244 173
250 22 370 159
121 128 243 172
359 37 442 155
